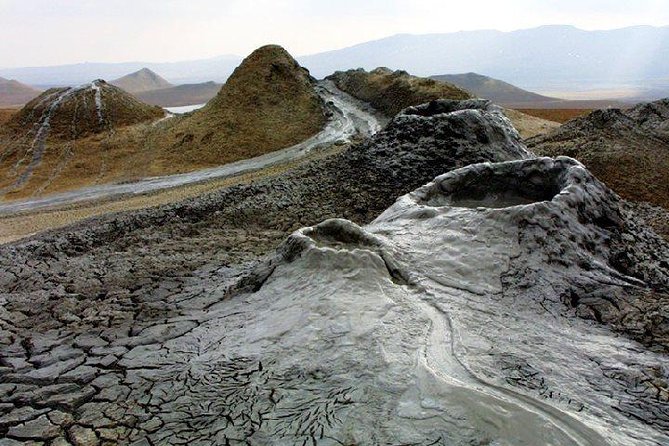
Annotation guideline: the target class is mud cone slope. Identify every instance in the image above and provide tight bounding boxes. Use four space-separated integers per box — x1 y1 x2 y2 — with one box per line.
328 67 560 139
327 67 471 117
8 80 163 138
157 45 326 169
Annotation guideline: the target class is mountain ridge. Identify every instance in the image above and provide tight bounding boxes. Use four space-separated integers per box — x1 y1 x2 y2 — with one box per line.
298 25 669 94
431 72 625 109
3 25 669 96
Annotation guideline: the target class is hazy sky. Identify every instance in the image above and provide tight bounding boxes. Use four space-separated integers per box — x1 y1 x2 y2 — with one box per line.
1 0 669 67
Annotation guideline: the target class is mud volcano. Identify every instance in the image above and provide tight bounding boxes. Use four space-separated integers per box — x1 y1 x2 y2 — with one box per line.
0 100 667 444
234 156 667 445
0 80 164 196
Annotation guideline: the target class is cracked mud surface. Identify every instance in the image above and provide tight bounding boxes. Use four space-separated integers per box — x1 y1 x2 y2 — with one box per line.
0 101 668 445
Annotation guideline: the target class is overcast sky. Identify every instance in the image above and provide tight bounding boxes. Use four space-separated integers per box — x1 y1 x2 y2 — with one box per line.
1 0 668 67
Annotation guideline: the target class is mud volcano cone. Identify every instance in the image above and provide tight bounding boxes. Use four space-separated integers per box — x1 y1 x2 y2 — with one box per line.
160 45 326 166
9 80 164 139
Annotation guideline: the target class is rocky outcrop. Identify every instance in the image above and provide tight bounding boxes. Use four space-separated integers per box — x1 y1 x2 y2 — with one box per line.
1 100 667 444
528 98 669 209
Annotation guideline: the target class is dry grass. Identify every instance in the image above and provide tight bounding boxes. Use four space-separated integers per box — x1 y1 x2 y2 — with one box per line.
502 109 560 139
516 108 592 123
329 68 471 117
0 121 160 200
0 108 17 126
529 102 669 209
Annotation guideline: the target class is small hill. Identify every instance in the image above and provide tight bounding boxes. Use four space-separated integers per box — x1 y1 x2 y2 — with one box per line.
0 80 164 197
432 72 624 109
528 98 669 209
111 68 173 93
9 79 164 138
155 44 326 169
135 81 222 107
328 67 471 117
0 77 41 107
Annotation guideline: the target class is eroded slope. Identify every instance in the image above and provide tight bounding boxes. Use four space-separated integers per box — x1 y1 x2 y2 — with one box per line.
0 81 164 199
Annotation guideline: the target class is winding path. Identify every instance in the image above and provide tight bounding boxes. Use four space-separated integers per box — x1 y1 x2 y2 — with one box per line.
0 81 381 215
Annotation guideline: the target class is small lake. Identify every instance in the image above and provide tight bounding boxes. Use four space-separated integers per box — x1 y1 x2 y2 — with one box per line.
165 103 206 114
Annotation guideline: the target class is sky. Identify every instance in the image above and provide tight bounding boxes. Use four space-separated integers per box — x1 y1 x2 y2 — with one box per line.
1 0 669 67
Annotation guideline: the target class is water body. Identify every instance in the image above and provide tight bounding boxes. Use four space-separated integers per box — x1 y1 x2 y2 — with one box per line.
164 103 206 114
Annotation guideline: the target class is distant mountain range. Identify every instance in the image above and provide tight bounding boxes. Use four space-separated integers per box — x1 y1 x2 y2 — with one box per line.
432 72 623 109
111 68 173 93
0 77 41 107
0 55 242 87
1 25 668 100
299 25 669 95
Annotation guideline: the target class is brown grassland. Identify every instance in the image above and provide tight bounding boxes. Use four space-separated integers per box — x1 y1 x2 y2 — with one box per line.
0 108 17 125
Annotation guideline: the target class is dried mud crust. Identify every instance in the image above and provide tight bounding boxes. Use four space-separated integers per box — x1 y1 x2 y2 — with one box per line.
0 99 529 443
0 100 668 444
